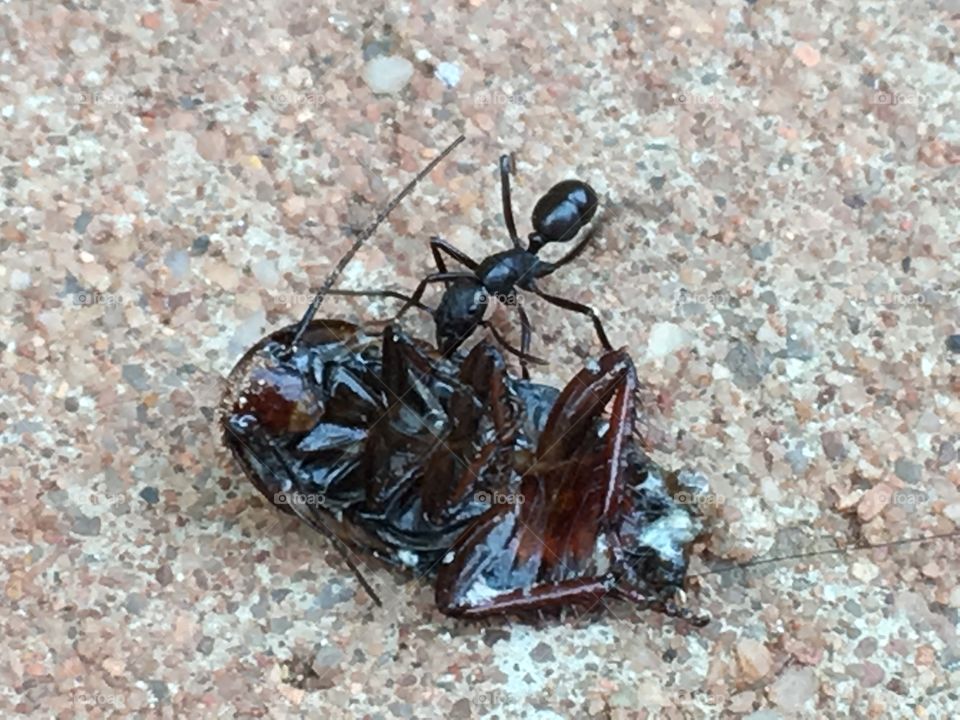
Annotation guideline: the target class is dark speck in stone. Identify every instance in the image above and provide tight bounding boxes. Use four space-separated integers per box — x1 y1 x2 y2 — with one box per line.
901 256 911 272
74 211 93 234
139 486 160 504
191 235 210 255
946 335 960 353
649 175 666 191
122 364 150 391
64 397 79 412
146 680 169 702
843 194 867 209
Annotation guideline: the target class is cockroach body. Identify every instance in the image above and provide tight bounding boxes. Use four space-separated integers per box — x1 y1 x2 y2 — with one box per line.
434 348 707 622
221 318 558 572
222 318 707 622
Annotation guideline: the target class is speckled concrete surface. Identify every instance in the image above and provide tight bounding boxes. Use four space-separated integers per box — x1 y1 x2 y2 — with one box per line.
3 1 960 718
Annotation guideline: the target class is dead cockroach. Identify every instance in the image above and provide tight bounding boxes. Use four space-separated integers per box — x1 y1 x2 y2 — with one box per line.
222 321 708 622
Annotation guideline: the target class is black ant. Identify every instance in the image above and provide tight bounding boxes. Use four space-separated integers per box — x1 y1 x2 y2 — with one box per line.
292 151 612 376
393 155 612 376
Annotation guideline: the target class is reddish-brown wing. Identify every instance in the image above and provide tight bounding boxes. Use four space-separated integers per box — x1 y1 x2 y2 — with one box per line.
435 350 637 617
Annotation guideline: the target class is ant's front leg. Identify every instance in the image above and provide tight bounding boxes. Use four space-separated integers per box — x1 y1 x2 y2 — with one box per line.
395 271 475 320
429 236 479 273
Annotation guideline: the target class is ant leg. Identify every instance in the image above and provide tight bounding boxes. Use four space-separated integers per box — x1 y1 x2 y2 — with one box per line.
396 271 475 320
538 228 596 274
324 288 434 316
517 304 533 379
529 283 613 352
480 320 548 366
430 236 479 272
290 135 464 348
499 154 522 248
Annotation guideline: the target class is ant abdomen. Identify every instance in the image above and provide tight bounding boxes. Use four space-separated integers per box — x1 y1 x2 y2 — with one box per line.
530 179 598 250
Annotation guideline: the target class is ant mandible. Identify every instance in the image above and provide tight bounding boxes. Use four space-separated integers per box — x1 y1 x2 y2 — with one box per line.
395 154 613 377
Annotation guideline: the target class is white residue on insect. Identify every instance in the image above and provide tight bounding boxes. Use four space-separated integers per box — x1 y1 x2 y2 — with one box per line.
463 576 503 606
442 551 455 564
584 358 601 374
638 508 696 563
593 533 611 573
396 549 420 568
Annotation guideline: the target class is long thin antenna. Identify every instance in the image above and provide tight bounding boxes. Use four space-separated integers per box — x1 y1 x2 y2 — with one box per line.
289 135 466 347
690 529 960 579
265 443 383 606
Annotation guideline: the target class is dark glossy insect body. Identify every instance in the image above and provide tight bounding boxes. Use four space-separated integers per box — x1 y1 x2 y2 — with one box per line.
221 319 561 572
435 348 707 622
221 318 706 622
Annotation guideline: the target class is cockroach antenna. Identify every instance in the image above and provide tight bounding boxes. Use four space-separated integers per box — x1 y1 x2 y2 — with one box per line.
288 135 466 348
690 528 960 580
265 443 384 606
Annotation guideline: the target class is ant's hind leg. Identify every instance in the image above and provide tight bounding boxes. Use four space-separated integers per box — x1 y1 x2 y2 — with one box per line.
429 236 479 273
530 284 614 352
499 154 522 248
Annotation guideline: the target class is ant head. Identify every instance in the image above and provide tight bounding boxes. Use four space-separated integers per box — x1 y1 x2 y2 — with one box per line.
528 179 598 253
435 279 487 355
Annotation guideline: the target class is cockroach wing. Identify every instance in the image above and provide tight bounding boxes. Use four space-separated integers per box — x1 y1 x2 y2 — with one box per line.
435 350 638 617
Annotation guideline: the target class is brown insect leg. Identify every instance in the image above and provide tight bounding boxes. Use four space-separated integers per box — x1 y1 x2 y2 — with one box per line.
613 586 710 627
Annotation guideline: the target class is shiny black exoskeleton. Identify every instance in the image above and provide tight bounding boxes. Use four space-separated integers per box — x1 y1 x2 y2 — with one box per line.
397 156 611 375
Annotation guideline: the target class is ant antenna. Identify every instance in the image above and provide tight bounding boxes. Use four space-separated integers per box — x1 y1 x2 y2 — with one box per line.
690 529 960 579
289 135 466 348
